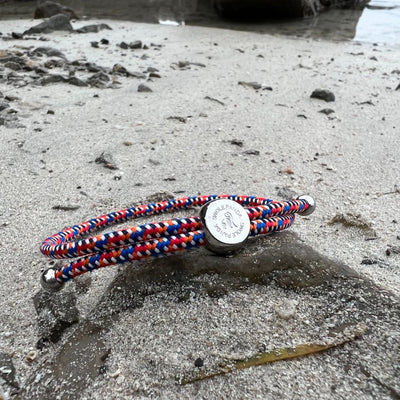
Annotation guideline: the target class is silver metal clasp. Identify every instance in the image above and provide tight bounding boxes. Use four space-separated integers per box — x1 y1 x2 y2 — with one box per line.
200 198 251 255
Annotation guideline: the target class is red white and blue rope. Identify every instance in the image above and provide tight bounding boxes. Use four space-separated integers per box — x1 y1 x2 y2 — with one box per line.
40 195 311 284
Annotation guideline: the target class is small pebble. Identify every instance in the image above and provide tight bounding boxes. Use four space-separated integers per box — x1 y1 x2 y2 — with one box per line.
230 139 243 147
110 369 121 378
319 108 335 115
138 83 152 93
243 149 260 156
194 357 204 368
274 299 297 320
310 89 335 102
26 350 38 362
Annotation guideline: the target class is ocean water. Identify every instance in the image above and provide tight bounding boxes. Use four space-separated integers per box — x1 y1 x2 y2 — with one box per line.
354 0 400 45
0 0 399 47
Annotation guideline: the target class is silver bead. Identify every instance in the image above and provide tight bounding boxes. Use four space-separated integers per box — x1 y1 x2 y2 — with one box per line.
200 198 251 255
40 267 64 292
297 195 316 216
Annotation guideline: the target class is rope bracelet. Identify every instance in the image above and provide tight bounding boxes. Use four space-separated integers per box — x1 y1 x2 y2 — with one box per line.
40 194 315 291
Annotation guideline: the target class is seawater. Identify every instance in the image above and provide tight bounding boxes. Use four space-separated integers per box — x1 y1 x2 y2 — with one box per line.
354 0 400 45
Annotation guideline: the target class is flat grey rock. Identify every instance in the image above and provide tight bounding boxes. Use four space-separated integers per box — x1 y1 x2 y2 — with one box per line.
22 232 400 399
24 14 73 35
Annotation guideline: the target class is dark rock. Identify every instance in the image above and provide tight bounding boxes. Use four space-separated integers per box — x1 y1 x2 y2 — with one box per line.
75 24 112 34
44 59 64 69
5 94 19 102
36 337 51 350
33 65 48 75
68 76 88 87
22 230 400 398
0 353 19 389
395 83 400 91
230 139 243 147
319 108 335 115
91 41 99 48
33 288 79 342
361 258 379 265
167 116 187 123
0 101 10 111
112 63 129 76
387 245 400 255
112 64 146 79
194 357 204 368
177 61 190 69
95 152 118 170
39 74 68 85
100 38 109 45
32 46 66 59
243 149 260 156
310 89 335 102
118 41 129 49
357 100 374 106
149 71 161 78
84 62 109 73
11 32 23 39
138 83 152 92
0 53 25 66
214 0 306 19
4 61 21 71
146 66 159 73
87 72 110 88
174 60 206 69
52 204 80 211
129 40 142 49
24 14 73 35
34 1 79 20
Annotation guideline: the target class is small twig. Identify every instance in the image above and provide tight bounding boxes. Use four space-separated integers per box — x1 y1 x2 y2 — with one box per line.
204 96 225 106
380 185 400 196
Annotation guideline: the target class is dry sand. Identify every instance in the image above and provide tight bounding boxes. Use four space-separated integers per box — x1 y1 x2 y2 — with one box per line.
0 18 399 399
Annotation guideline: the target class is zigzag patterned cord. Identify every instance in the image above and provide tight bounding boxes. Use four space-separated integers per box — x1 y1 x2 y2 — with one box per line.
40 195 310 283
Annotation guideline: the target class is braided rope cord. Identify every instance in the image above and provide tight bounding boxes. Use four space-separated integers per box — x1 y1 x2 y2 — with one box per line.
40 195 310 283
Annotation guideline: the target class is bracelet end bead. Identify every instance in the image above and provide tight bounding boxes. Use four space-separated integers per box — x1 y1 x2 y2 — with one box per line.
40 267 64 292
297 195 316 216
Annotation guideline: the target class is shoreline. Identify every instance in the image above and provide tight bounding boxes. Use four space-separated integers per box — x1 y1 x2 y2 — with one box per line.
1 18 399 399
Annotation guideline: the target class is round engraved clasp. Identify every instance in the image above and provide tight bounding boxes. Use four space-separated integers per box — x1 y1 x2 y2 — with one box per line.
200 198 251 255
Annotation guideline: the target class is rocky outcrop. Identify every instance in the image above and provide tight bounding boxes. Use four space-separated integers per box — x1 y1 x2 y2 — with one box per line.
34 1 79 20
